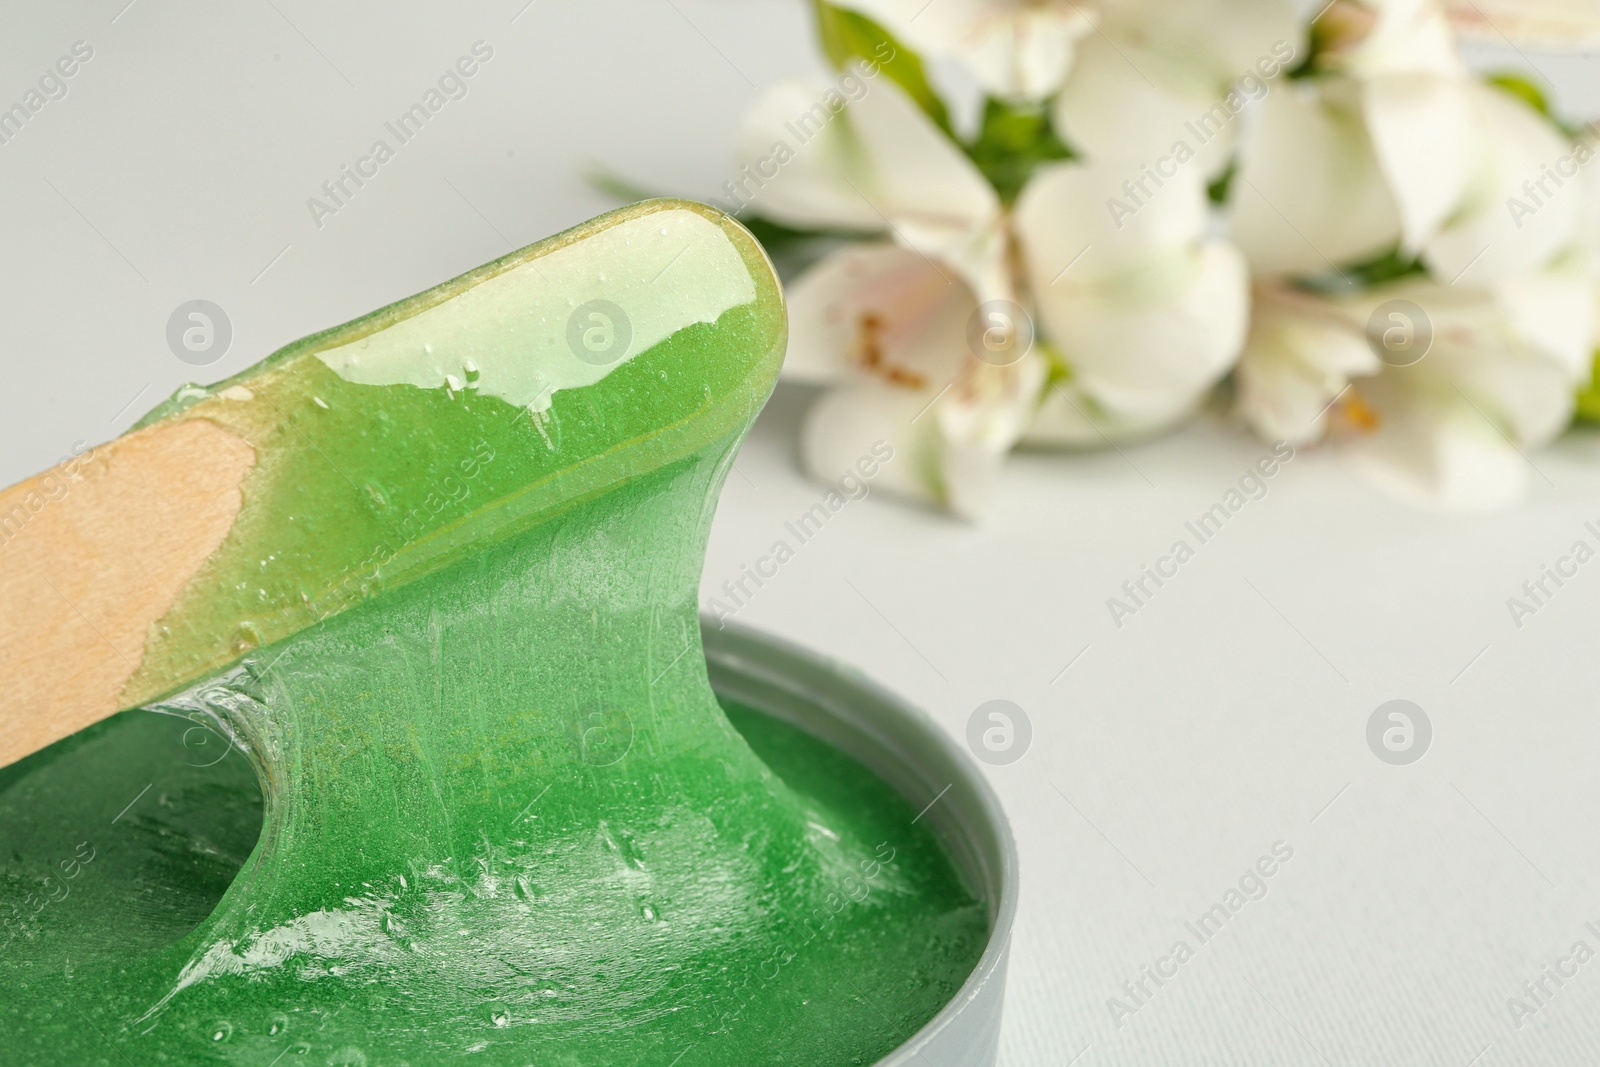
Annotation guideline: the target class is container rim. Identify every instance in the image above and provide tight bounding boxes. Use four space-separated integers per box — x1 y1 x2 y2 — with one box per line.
701 617 1019 1066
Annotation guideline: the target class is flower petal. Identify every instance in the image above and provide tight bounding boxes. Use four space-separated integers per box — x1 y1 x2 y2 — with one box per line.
1322 0 1464 78
1235 285 1381 444
1361 73 1476 251
1497 257 1598 380
1229 79 1403 276
1423 81 1583 288
801 382 947 509
735 79 885 232
801 357 1043 518
935 355 1049 515
1018 160 1250 424
837 0 1096 100
1025 377 1203 446
1099 0 1300 78
784 242 977 387
1052 35 1238 180
735 74 998 238
1342 382 1533 511
1333 274 1577 509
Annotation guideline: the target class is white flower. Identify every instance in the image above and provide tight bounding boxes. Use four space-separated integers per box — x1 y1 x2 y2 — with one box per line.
739 72 1250 513
831 0 1097 101
785 240 1045 516
1236 268 1593 509
1423 80 1587 288
726 0 1597 516
739 73 1035 514
734 69 1009 294
1232 1 1584 285
1232 0 1474 271
1017 157 1250 444
1230 77 1407 276
1234 282 1382 444
1052 0 1300 180
1230 2 1597 509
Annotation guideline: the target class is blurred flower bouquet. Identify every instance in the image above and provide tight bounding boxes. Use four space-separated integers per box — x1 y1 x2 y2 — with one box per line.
723 0 1600 515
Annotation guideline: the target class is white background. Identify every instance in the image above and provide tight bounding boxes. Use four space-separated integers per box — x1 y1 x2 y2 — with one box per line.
5 3 1600 1064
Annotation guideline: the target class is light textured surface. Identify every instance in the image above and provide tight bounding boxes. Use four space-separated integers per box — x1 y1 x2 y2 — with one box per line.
4 3 1600 1064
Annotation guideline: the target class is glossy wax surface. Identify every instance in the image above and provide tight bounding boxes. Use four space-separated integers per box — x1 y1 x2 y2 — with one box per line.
0 202 986 1064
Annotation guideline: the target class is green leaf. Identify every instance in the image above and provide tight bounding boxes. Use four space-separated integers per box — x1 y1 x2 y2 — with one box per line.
963 97 1074 204
1293 245 1428 295
734 214 881 282
1346 246 1430 287
1486 70 1587 139
813 1 950 133
738 214 876 252
1575 350 1600 425
1487 71 1555 121
1207 159 1238 205
583 165 663 206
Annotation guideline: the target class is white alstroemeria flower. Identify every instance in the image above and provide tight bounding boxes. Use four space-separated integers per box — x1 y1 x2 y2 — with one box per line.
1052 0 1299 180
780 238 1043 518
1423 79 1587 288
1316 0 1476 253
1017 156 1250 443
785 242 1050 516
1236 1 1584 286
738 75 1038 514
1236 269 1593 509
1230 77 1405 276
831 0 1097 101
1234 282 1383 444
736 72 1009 301
741 72 1251 512
1233 0 1478 271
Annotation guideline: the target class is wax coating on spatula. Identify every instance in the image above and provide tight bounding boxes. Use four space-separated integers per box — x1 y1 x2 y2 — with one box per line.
0 202 986 1066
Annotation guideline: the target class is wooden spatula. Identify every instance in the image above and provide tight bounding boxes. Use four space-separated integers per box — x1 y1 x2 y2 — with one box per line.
0 199 784 769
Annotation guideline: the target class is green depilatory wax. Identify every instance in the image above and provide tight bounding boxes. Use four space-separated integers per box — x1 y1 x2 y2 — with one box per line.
0 202 987 1065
